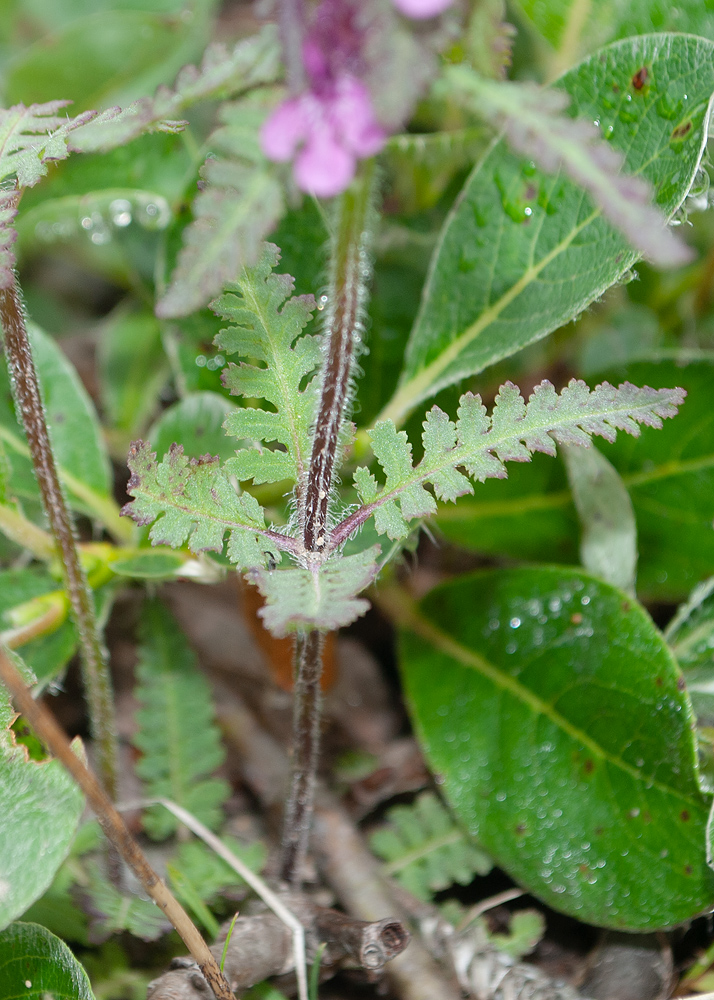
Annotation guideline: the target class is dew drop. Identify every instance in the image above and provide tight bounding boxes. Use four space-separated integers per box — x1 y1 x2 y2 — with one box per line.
510 617 522 629
195 355 207 367
109 198 132 227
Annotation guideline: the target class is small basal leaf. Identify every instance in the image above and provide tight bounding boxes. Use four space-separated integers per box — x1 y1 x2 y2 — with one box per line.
248 546 381 637
0 922 94 1000
398 567 714 929
82 863 170 943
370 791 492 901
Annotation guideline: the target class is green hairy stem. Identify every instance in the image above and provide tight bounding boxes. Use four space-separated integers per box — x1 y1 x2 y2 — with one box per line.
0 279 118 800
281 163 377 884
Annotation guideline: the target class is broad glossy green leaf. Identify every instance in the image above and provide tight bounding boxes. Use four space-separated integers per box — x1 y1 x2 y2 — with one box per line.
399 567 714 929
0 677 84 928
0 922 94 1000
0 323 112 516
149 392 237 462
436 362 714 600
385 35 714 423
515 0 714 62
3 10 207 112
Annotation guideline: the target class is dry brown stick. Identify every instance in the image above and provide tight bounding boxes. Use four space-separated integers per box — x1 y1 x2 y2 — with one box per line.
0 647 235 1000
146 900 410 1000
212 682 461 1000
313 796 462 1000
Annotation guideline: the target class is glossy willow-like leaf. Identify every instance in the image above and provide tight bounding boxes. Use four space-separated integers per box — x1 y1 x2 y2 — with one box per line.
0 922 94 1000
442 68 691 267
346 379 683 543
384 34 714 422
398 567 714 929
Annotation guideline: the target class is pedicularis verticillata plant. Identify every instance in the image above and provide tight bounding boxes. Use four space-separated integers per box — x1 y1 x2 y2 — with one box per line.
4 0 714 995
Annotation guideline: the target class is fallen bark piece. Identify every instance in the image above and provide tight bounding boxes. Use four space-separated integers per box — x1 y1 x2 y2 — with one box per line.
145 898 410 1000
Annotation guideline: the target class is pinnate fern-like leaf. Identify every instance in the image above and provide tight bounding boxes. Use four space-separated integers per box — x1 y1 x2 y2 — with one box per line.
121 440 291 569
71 25 279 153
0 101 101 286
156 98 284 318
83 861 171 942
133 600 230 840
369 792 492 901
350 379 684 541
212 242 320 490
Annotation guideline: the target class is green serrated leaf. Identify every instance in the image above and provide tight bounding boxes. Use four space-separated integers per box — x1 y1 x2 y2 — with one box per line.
355 379 683 542
122 439 278 569
133 599 229 840
0 666 85 930
398 567 714 929
0 922 94 1000
370 792 492 901
212 242 319 490
435 362 714 600
169 837 266 905
383 34 714 423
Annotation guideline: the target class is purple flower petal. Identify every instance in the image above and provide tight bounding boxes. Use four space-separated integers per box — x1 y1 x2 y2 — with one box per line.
294 125 355 197
332 76 386 157
260 97 310 162
392 0 454 17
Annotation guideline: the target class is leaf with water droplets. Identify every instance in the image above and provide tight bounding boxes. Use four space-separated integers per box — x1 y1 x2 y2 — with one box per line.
385 34 714 423
397 567 714 929
0 922 94 1000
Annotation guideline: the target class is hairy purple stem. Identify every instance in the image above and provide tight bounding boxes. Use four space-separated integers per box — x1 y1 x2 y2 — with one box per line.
281 163 376 885
0 279 118 800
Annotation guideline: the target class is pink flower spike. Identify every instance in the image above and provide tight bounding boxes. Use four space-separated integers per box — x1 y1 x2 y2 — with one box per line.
332 76 386 157
392 0 454 17
260 98 309 162
294 125 355 197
